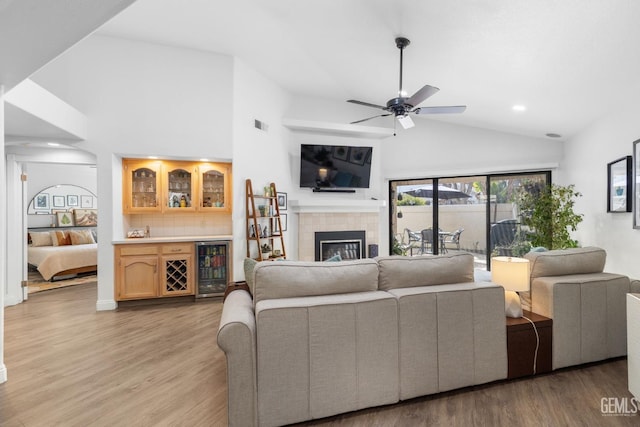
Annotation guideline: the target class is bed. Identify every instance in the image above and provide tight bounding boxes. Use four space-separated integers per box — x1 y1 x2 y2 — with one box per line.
28 229 98 281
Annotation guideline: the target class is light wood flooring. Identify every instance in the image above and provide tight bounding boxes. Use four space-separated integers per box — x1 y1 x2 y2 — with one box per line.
1 284 638 426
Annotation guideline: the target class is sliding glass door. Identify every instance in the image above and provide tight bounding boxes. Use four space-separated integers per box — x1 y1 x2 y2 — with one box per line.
390 179 434 256
390 171 550 270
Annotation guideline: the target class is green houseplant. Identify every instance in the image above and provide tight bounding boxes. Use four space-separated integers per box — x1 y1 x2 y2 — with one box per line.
260 243 272 259
514 183 583 249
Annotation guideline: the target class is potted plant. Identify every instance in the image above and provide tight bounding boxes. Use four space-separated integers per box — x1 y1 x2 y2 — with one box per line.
514 183 584 249
260 243 272 259
258 205 266 217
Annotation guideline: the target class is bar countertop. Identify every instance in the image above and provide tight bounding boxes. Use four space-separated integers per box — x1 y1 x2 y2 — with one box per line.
112 235 233 245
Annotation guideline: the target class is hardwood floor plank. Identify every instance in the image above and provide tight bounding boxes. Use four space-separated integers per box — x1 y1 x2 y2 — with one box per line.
1 284 638 426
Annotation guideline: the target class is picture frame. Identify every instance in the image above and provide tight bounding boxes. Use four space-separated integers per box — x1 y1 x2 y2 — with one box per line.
634 140 640 227
74 209 98 226
53 195 65 208
277 192 287 210
56 212 74 227
81 195 93 208
332 146 349 161
275 213 287 233
348 147 369 165
608 156 632 213
35 193 50 210
67 195 79 207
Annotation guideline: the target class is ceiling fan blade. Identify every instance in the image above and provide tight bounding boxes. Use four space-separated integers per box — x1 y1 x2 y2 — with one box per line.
414 105 467 114
347 99 386 110
350 113 392 124
405 85 439 107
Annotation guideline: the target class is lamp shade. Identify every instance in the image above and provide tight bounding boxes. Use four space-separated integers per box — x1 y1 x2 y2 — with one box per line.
491 256 530 292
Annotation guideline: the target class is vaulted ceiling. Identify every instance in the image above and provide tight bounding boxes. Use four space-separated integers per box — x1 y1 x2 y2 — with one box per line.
97 0 640 141
5 1 640 142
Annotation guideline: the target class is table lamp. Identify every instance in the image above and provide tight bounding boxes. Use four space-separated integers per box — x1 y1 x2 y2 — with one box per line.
491 256 530 318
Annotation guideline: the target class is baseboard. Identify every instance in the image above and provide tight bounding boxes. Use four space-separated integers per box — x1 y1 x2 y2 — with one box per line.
96 299 117 311
4 294 23 307
0 363 7 383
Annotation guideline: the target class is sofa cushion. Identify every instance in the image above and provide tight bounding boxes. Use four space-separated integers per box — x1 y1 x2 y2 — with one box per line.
524 246 605 278
253 259 379 304
243 258 258 295
255 291 399 425
376 253 474 290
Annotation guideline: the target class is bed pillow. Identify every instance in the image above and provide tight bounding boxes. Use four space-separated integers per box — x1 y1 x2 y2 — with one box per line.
30 232 53 247
50 230 71 246
69 229 96 245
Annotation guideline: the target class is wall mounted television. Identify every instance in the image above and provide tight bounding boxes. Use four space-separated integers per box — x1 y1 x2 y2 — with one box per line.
300 144 373 190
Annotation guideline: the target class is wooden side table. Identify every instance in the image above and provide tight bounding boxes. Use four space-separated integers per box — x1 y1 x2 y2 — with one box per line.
223 281 251 302
506 310 552 379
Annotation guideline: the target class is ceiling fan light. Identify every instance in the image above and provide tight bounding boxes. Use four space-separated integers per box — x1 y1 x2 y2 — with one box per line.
397 114 415 129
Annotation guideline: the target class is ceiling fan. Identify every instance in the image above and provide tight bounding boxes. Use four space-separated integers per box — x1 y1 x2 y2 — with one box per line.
348 37 466 129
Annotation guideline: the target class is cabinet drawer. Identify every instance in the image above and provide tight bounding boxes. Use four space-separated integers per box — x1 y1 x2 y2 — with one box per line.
119 245 159 256
162 243 193 254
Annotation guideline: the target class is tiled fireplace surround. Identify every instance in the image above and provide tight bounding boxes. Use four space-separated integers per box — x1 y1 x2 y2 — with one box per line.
297 211 380 261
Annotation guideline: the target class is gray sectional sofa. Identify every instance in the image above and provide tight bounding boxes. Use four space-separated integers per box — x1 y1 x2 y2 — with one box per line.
217 247 631 426
218 253 507 427
524 246 630 369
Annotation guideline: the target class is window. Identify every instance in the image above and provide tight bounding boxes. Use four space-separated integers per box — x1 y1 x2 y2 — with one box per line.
390 171 550 270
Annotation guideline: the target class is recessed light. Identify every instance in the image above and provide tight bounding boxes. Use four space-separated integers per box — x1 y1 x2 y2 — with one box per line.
47 142 60 147
545 133 562 138
512 105 526 112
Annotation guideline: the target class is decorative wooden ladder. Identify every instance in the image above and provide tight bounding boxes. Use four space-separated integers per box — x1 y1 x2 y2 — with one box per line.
245 179 286 261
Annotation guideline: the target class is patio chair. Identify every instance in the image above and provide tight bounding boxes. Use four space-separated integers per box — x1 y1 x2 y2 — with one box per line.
404 228 422 256
421 228 435 254
490 219 517 255
443 228 464 251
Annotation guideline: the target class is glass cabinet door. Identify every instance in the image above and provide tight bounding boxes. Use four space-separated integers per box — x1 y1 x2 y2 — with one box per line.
164 163 197 211
199 163 231 212
124 160 161 213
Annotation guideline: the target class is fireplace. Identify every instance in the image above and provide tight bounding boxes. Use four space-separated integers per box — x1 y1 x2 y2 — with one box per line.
315 230 366 261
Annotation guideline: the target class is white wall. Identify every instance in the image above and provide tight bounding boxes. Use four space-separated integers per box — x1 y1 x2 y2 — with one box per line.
231 58 293 271
561 99 640 278
1 85 8 383
30 35 235 309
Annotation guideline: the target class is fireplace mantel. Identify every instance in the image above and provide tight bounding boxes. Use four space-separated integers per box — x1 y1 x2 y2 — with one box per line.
290 199 386 214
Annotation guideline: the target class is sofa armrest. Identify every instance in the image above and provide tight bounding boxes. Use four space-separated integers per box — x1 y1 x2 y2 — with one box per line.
531 273 630 369
217 290 257 427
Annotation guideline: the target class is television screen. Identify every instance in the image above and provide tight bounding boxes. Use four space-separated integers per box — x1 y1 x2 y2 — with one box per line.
300 144 373 189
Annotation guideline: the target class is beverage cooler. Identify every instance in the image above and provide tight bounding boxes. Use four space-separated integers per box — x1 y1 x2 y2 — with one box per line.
195 241 230 298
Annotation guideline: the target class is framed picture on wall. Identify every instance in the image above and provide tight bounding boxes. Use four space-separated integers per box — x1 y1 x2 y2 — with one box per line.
35 193 50 210
607 156 632 213
634 140 640 228
277 192 287 210
67 195 79 207
74 209 98 226
81 195 93 208
56 212 74 227
53 195 65 208
274 214 287 233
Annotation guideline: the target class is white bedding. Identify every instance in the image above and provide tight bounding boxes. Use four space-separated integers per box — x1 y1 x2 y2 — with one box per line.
28 243 97 281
